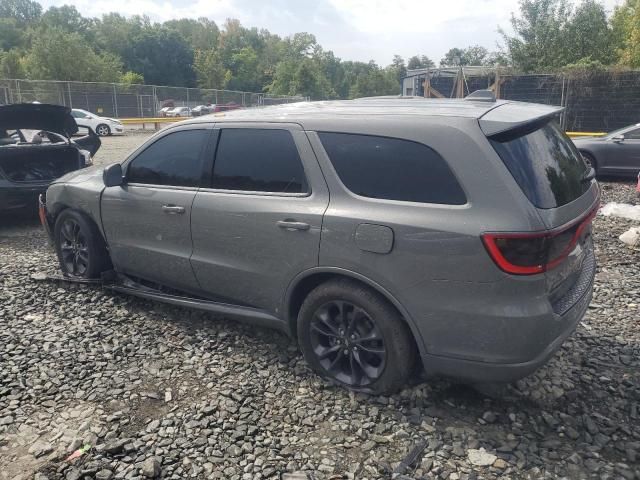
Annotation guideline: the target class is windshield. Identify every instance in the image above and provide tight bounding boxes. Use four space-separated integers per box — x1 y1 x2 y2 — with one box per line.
490 120 590 209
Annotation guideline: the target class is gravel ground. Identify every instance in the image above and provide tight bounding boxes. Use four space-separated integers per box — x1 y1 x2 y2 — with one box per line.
92 131 155 166
0 135 639 480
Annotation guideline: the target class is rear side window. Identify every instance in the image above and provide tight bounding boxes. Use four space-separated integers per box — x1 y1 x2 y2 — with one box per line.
318 132 466 205
489 121 589 209
127 129 209 187
212 129 308 193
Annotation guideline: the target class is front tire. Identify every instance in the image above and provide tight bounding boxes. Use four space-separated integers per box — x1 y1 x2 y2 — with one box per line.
96 124 111 136
54 210 110 278
297 279 416 395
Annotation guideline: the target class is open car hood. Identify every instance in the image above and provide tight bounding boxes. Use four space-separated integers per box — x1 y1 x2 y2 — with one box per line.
0 103 78 137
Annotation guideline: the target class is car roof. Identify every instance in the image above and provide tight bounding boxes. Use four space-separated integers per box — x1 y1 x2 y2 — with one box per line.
177 97 563 134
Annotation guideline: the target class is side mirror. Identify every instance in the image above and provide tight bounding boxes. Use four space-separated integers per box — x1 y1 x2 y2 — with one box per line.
612 135 624 143
103 163 123 187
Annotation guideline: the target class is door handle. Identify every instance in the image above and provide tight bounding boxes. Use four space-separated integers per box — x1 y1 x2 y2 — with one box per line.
162 204 185 214
277 220 310 231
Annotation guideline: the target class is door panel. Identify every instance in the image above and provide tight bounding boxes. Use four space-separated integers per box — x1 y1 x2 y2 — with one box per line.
101 185 200 292
99 126 213 292
189 125 329 315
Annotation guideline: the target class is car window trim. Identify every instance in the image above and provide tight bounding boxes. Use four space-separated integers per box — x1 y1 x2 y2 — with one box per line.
209 126 312 196
124 183 200 192
197 187 311 198
123 125 214 188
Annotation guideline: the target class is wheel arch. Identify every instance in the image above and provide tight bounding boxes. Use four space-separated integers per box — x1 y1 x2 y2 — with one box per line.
284 267 427 359
48 201 109 248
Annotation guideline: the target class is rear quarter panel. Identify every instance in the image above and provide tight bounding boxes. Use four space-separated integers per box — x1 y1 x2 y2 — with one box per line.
308 116 554 363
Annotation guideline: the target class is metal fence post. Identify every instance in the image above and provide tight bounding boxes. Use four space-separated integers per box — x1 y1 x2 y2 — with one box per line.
113 84 119 118
16 79 22 103
152 85 157 115
67 82 73 108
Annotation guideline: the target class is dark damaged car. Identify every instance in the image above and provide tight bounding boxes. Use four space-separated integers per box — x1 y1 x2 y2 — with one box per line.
0 103 100 212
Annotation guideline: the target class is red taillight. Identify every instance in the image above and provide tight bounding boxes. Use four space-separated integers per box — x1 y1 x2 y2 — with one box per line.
482 206 598 275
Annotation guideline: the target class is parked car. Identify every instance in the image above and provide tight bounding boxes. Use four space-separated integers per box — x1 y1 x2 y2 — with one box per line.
71 109 123 137
166 107 191 117
40 96 598 394
191 105 213 116
158 106 174 117
213 102 242 112
1 103 100 212
573 123 640 177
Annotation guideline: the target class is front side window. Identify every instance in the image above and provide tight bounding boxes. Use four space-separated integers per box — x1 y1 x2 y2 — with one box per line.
318 132 466 205
212 129 308 193
71 110 86 119
127 129 209 187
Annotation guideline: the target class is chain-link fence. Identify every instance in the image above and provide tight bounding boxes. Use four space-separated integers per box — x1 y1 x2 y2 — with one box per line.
404 67 640 132
0 79 307 118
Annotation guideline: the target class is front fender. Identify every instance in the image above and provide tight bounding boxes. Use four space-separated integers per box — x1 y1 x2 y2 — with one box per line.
45 173 106 239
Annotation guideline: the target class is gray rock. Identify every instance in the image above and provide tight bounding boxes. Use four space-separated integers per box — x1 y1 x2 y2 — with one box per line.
95 470 113 480
467 448 497 466
481 411 498 423
0 415 14 426
142 457 161 478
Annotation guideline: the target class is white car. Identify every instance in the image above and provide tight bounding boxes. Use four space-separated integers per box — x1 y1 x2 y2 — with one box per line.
71 109 124 136
167 106 191 117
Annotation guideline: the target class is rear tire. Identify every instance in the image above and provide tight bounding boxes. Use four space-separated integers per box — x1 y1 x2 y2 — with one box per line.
297 279 416 395
54 210 110 278
96 124 111 136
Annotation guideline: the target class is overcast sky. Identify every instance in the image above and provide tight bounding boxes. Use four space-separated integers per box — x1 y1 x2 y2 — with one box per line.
39 0 623 66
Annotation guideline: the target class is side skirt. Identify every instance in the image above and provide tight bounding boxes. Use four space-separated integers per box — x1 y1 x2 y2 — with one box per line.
42 271 291 335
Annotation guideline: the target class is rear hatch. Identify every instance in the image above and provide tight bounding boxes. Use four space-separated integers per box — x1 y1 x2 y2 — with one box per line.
480 102 599 311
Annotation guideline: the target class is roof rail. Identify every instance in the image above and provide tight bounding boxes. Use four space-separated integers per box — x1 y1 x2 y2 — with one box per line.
465 90 496 102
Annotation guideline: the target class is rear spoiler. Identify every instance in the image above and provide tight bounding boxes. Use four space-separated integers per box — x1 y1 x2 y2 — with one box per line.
478 102 564 137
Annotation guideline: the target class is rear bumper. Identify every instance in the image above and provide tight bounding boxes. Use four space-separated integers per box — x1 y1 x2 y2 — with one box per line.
422 250 595 383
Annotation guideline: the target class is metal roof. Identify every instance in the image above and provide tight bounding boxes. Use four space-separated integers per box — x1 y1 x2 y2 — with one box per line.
174 97 563 135
182 98 507 123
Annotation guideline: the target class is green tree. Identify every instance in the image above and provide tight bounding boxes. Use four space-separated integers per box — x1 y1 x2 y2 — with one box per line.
23 28 123 82
194 48 229 89
227 46 260 91
440 45 490 66
612 0 640 67
120 71 144 84
164 17 219 51
349 61 398 98
500 0 573 71
389 55 407 84
0 0 41 25
123 27 195 86
0 17 24 50
41 5 93 38
407 55 435 69
566 0 613 64
0 49 25 78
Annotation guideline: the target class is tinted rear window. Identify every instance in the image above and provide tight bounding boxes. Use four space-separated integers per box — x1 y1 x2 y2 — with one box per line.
318 132 466 205
490 121 589 209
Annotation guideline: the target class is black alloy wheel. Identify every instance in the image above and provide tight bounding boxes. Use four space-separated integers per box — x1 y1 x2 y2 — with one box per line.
309 300 386 387
58 217 90 276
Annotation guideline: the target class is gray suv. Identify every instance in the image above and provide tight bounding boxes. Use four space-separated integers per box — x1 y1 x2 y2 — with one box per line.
40 96 599 394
